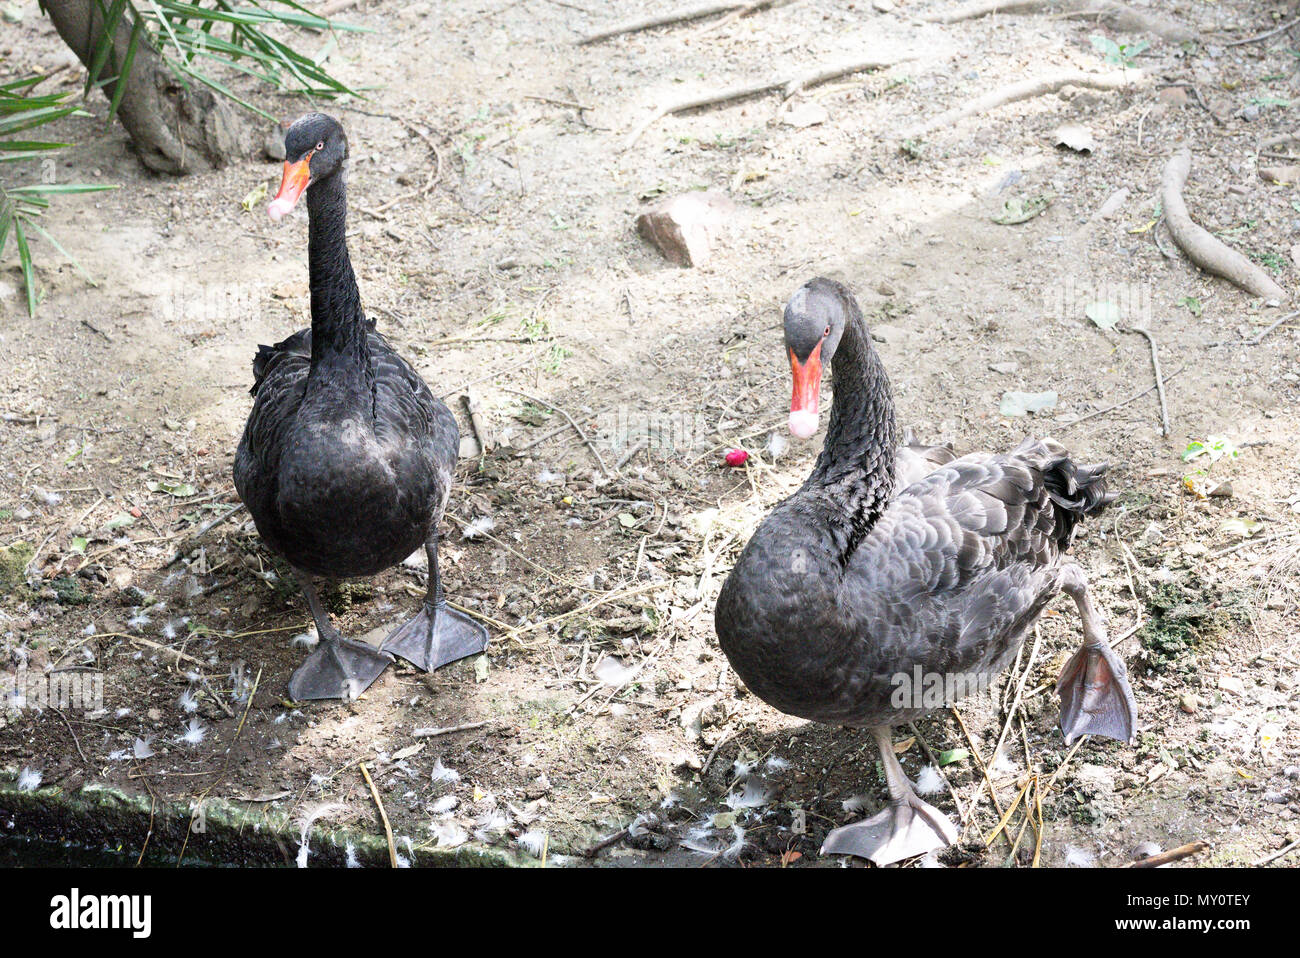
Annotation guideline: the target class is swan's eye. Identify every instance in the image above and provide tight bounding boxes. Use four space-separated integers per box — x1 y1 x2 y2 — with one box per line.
315 141 324 151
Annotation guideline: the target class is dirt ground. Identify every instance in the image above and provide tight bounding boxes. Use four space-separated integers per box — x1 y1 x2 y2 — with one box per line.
2 0 1299 868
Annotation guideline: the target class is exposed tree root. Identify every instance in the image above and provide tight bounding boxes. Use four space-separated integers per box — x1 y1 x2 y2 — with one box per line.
578 0 783 45
900 69 1141 140
623 55 911 150
924 0 1195 43
1160 147 1287 301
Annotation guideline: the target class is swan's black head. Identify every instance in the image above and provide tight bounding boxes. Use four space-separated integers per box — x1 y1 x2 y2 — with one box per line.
268 113 349 222
783 277 854 439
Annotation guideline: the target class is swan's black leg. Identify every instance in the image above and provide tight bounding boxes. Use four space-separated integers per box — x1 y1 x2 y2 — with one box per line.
287 570 393 702
1056 563 1137 745
821 726 958 865
381 532 489 672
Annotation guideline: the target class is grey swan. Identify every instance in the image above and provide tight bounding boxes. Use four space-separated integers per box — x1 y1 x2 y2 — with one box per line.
234 113 488 701
714 277 1136 865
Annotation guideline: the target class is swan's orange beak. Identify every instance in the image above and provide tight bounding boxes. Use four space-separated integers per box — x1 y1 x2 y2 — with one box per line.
268 157 311 222
788 341 823 439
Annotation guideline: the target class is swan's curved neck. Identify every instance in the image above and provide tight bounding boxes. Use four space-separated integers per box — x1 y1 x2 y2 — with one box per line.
305 164 371 385
801 306 897 557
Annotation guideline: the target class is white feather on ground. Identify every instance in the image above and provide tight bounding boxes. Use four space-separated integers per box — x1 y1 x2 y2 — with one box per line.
17 767 41 791
177 688 199 713
1064 846 1096 867
515 830 547 857
133 735 156 759
430 758 460 783
914 765 945 796
178 718 206 745
461 515 496 540
724 779 772 810
841 794 869 813
294 802 347 868
431 795 458 815
430 821 468 848
291 629 319 649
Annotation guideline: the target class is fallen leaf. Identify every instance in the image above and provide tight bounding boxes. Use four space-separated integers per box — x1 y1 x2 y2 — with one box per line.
992 192 1054 225
1220 517 1263 539
241 181 268 212
1085 300 1121 330
147 480 196 498
937 748 969 766
999 390 1058 417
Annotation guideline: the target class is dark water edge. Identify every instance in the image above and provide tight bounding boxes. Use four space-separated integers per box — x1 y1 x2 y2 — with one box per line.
0 834 225 867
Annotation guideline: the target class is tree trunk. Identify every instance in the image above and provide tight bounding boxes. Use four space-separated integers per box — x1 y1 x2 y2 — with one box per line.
41 0 249 174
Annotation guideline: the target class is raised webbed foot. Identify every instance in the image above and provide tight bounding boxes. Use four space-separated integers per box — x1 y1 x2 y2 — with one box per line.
1057 640 1137 745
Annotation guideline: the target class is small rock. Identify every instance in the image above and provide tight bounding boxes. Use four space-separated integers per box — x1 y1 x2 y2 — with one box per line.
1053 123 1096 153
989 361 1019 374
495 251 545 270
635 191 734 268
1260 165 1300 185
1206 480 1233 498
999 390 1057 417
263 124 287 162
781 101 829 129
1157 87 1188 108
1179 693 1199 714
1218 675 1246 696
872 0 894 10
1094 187 1129 220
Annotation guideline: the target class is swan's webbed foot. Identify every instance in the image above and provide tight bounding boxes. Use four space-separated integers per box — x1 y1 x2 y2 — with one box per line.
1057 640 1136 745
822 792 959 866
381 533 489 673
288 637 393 701
1057 564 1137 745
381 601 488 673
288 569 393 701
821 726 959 866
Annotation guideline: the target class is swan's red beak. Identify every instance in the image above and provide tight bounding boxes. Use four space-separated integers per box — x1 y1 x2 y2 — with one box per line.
788 341 823 439
268 157 311 222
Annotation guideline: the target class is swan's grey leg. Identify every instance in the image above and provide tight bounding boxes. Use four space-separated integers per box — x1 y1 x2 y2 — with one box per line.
821 726 959 865
1056 563 1137 745
381 531 488 673
287 570 392 701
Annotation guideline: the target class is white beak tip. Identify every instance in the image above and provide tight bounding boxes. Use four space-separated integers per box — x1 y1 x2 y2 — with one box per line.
267 198 294 222
788 410 819 439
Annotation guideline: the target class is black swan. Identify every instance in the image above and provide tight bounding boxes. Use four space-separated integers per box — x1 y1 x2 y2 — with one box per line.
234 113 488 701
714 277 1135 865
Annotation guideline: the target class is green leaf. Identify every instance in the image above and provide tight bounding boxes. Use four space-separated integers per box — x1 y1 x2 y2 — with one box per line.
147 480 197 497
103 513 136 531
937 748 970 767
22 219 98 286
107 14 146 125
70 537 89 554
13 216 36 316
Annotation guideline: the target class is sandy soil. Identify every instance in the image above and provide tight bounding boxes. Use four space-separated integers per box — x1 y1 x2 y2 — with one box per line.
2 0 1299 867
